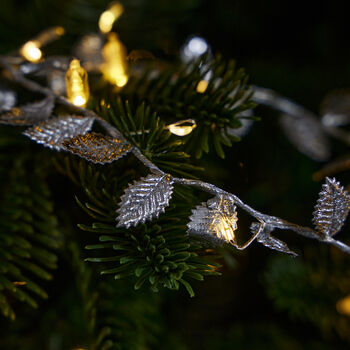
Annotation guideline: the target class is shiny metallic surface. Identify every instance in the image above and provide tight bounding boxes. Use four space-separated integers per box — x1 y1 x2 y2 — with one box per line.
23 115 94 150
63 132 131 164
117 173 174 228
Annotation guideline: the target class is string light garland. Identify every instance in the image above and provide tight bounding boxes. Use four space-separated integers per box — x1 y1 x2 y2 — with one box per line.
65 59 90 107
1 12 350 257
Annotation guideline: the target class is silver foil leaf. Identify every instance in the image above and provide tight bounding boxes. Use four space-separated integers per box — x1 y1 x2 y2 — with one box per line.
0 88 17 112
312 177 350 236
117 173 174 228
187 196 238 245
23 115 94 150
253 223 297 256
63 132 131 164
280 113 330 161
0 95 54 126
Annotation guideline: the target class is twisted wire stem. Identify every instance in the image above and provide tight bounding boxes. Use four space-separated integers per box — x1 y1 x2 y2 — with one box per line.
1 55 350 255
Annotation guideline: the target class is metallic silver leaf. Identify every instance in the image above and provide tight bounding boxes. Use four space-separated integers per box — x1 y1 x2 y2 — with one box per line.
252 222 297 256
0 95 54 126
23 115 94 150
117 173 174 228
280 113 330 161
0 87 16 112
63 132 131 164
187 196 238 245
312 177 350 236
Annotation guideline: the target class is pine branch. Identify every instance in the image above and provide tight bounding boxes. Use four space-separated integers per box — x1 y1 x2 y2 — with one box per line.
69 242 163 350
74 161 219 296
122 54 256 159
0 157 61 320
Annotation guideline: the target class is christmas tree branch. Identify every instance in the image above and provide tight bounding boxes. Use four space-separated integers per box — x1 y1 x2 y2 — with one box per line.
1 55 350 256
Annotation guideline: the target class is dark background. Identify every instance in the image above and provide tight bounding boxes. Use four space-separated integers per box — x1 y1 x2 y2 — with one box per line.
1 0 350 349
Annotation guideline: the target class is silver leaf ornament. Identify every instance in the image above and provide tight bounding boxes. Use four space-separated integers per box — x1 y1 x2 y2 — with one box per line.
117 173 174 228
187 196 238 245
0 95 54 126
23 115 94 150
312 177 350 237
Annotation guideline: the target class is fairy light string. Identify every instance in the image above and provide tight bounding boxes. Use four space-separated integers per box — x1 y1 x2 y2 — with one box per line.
1 6 350 255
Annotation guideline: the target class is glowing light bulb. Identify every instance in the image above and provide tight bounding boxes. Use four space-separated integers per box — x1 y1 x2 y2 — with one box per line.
20 27 65 63
73 95 86 107
101 33 128 87
20 41 42 62
181 36 210 62
65 59 90 107
337 295 350 316
99 2 124 33
196 80 208 93
167 119 197 136
215 216 237 242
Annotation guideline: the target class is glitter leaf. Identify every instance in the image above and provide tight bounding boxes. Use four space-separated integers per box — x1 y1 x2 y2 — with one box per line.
23 115 94 150
0 95 54 126
63 132 131 164
312 177 350 236
117 173 174 228
252 223 297 256
187 196 238 245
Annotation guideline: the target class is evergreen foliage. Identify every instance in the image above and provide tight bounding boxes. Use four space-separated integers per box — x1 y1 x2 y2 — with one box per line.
0 134 60 319
122 54 256 158
96 98 203 178
1 0 350 349
70 159 220 296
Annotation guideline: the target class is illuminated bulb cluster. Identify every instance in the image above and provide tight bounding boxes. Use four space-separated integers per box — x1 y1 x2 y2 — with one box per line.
167 119 196 136
101 33 128 87
65 59 90 107
20 26 65 63
98 2 124 33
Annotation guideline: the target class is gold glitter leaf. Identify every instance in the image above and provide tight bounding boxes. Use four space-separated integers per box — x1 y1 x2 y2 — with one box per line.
63 132 131 164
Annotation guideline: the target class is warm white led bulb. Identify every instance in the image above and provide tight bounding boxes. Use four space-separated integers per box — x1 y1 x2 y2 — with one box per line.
167 119 197 136
99 2 124 33
20 41 42 62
